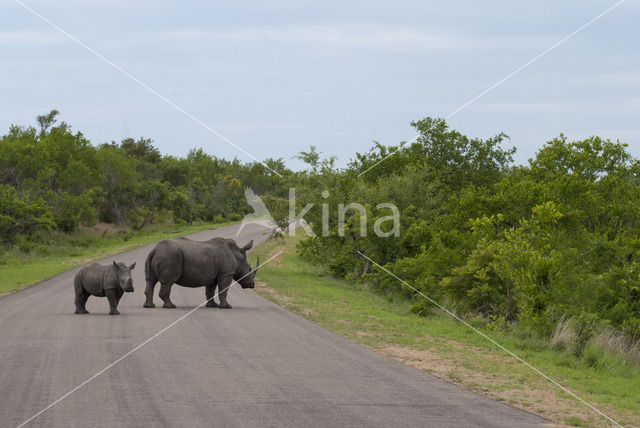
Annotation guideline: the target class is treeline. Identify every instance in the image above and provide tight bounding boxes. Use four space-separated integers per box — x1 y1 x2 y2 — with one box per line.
0 110 289 245
3 111 640 344
295 117 640 343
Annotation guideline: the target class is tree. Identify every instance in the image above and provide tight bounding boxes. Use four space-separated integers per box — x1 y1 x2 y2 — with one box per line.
293 145 335 177
97 146 140 225
120 137 161 163
36 109 60 136
409 117 515 189
0 185 54 243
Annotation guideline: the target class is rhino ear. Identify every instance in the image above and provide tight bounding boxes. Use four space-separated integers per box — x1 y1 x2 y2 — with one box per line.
113 261 118 268
129 262 136 270
241 240 253 252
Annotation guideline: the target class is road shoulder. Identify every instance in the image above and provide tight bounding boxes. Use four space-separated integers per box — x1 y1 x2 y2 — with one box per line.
252 236 639 428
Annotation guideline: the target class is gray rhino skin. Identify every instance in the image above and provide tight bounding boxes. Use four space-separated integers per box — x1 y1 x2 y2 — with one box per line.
74 261 136 315
143 237 258 309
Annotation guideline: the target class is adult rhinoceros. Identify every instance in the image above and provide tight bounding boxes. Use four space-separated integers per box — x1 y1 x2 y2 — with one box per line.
143 237 259 309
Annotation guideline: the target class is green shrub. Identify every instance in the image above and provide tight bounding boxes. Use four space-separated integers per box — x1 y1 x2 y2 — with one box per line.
0 185 54 244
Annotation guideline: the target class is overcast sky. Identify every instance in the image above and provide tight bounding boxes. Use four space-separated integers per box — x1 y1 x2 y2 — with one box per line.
1 0 638 170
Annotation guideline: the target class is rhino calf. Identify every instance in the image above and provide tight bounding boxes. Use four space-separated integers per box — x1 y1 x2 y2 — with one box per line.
74 261 136 315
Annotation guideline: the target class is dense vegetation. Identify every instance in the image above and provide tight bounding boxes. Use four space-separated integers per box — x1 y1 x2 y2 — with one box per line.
0 110 288 248
294 117 640 354
3 111 640 357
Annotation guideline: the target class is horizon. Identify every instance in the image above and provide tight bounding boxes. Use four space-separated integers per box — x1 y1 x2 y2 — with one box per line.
4 109 637 172
2 1 638 171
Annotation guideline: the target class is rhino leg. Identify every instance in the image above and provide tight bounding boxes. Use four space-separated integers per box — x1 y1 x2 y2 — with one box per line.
80 292 90 314
143 279 157 308
106 289 120 315
159 282 176 308
74 289 90 314
115 288 124 305
205 285 218 307
74 274 90 314
217 274 233 309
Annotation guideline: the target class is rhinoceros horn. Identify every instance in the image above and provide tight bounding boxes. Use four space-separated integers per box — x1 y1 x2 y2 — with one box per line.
254 256 260 273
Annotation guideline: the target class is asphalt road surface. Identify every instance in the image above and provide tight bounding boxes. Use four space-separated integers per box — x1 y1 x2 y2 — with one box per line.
0 222 553 427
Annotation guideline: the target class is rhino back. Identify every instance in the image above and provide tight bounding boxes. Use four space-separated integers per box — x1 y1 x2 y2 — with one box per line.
149 239 235 287
77 263 117 296
179 239 235 287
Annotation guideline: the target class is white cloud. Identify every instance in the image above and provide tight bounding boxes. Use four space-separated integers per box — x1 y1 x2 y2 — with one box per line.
483 97 640 114
482 101 572 113
627 97 640 111
0 29 66 46
4 21 554 54
580 71 640 86
117 25 553 52
597 128 640 140
171 26 465 50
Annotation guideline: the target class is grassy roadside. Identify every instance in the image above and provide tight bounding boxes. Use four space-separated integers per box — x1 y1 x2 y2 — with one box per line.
253 235 640 428
0 221 233 295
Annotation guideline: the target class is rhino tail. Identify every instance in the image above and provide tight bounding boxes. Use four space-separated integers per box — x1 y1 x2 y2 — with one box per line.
145 247 157 282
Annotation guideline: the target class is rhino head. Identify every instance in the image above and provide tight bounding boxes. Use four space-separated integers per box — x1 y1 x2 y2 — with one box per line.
113 261 136 292
235 240 259 289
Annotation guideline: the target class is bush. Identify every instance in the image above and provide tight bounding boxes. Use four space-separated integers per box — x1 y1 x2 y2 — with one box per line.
0 185 54 244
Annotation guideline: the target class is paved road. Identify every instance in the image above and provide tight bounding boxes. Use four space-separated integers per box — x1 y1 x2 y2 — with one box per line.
0 223 552 427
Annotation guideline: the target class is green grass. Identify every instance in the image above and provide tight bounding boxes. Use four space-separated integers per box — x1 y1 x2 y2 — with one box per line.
253 236 640 428
565 416 591 427
0 220 233 294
